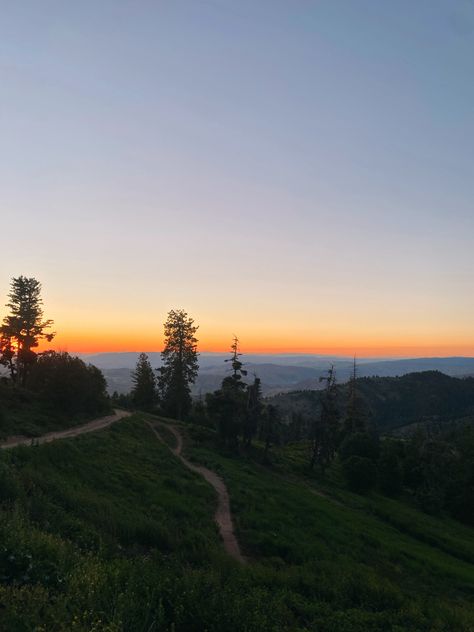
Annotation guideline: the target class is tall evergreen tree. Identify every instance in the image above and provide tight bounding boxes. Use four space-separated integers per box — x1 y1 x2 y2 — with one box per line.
131 353 156 410
207 336 248 450
310 365 339 473
157 310 199 420
344 356 366 435
243 375 263 447
261 404 280 463
1 276 55 385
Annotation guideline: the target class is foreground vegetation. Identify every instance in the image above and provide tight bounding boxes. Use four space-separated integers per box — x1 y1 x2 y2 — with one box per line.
0 415 473 631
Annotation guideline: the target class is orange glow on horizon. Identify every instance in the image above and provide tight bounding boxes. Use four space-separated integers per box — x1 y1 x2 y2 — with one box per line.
42 331 474 358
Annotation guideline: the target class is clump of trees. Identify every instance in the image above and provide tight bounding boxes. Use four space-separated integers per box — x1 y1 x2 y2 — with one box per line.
28 351 109 416
1 276 110 422
204 337 280 457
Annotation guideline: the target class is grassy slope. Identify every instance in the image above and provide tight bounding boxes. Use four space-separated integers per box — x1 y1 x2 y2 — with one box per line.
187 427 474 630
0 384 112 440
0 415 473 631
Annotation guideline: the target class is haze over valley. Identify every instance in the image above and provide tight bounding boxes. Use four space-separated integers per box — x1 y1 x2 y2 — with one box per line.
84 352 474 396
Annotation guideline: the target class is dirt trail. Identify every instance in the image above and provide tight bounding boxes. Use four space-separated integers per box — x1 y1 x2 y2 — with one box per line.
0 409 132 449
149 421 245 564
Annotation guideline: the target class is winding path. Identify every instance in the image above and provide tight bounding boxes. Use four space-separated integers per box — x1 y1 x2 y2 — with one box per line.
0 409 132 449
149 421 245 564
0 411 245 563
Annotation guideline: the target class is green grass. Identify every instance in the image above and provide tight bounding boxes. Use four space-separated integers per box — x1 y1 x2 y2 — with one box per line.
0 415 473 630
0 384 112 440
185 426 474 630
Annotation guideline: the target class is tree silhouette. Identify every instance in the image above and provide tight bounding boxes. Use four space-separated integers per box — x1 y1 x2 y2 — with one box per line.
310 365 339 473
131 353 156 411
243 375 263 447
28 351 108 415
261 404 280 463
207 336 248 450
157 309 199 420
344 356 366 435
1 276 55 385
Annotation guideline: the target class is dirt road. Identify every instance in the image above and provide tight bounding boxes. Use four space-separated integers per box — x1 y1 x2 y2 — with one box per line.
149 421 245 564
0 409 132 449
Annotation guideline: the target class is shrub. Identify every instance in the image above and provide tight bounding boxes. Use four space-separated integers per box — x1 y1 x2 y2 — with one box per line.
342 456 377 494
378 441 403 496
339 432 379 462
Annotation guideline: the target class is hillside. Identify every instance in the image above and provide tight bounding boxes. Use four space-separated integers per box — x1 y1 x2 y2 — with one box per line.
0 414 473 630
0 379 111 441
271 371 474 432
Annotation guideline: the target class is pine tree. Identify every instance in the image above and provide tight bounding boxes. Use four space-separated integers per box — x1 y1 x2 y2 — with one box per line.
243 375 263 447
207 336 248 450
224 336 247 386
310 365 339 473
261 404 279 463
131 353 156 410
1 276 55 385
344 356 366 435
157 310 199 420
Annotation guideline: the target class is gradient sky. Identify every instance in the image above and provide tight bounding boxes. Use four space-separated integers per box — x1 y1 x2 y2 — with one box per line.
1 0 473 355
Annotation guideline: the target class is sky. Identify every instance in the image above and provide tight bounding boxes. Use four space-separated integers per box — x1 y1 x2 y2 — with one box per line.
1 0 473 356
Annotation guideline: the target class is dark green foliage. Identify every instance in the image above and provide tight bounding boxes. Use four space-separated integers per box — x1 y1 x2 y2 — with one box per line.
342 456 377 493
189 398 212 427
157 309 199 420
260 404 280 462
111 390 132 409
28 351 109 416
339 432 379 462
131 352 156 410
207 337 248 450
0 380 109 441
1 276 55 385
310 365 339 472
378 441 403 496
343 358 368 435
355 371 474 432
393 425 474 525
272 371 474 435
243 376 263 447
206 379 247 450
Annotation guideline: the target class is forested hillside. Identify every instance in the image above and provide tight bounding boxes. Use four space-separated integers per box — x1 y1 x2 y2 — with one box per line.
272 371 474 432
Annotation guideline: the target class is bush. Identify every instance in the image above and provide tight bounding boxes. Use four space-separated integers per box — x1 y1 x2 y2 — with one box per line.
0 462 19 503
342 456 377 494
378 441 403 497
340 432 379 462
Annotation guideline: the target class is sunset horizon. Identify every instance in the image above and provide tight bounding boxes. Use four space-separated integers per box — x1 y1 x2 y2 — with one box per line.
1 3 474 628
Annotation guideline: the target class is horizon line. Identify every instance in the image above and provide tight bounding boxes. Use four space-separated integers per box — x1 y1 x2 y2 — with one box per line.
60 349 474 361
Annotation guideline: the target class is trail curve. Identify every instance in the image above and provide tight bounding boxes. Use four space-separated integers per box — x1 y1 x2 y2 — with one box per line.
149 421 245 564
1 409 132 449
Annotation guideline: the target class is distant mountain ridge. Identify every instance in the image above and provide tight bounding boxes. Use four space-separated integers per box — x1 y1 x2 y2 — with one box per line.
80 353 474 396
271 370 474 433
